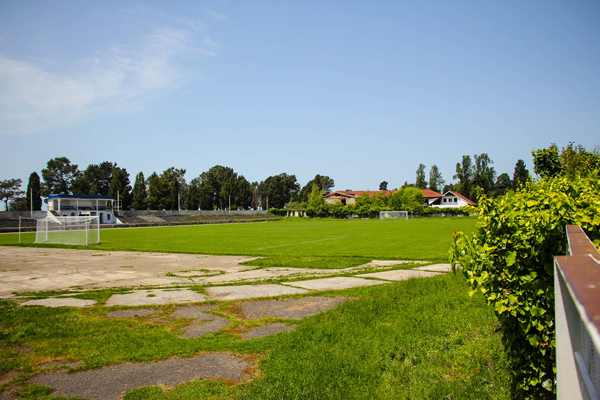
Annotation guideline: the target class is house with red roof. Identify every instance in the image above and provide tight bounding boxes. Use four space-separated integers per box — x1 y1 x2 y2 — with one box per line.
323 189 475 208
429 191 477 208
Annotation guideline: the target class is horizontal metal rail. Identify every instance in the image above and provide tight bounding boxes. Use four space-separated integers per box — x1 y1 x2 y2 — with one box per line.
555 225 600 400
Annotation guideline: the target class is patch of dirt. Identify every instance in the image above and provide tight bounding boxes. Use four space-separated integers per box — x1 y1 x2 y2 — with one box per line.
29 353 256 400
11 345 33 354
38 360 82 369
0 371 20 385
105 309 159 319
235 296 351 320
0 384 20 400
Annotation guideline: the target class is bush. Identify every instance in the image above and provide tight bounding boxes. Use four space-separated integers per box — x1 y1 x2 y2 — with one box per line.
268 208 287 217
450 174 600 398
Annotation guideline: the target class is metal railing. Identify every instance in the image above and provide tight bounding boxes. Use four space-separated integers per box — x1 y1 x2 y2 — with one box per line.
555 225 600 399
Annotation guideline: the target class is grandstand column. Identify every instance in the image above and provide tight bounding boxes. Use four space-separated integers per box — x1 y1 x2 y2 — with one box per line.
58 198 61 211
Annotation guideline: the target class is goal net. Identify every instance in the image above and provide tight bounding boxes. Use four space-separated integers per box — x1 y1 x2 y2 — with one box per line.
379 211 408 220
35 216 100 246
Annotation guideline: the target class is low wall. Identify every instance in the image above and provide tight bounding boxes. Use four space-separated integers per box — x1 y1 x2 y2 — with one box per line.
0 211 47 219
117 210 267 217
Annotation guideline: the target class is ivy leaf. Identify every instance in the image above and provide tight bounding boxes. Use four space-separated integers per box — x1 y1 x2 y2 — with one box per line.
506 251 517 266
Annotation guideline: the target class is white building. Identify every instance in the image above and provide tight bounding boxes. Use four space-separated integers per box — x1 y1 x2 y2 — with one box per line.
429 191 476 208
47 195 116 224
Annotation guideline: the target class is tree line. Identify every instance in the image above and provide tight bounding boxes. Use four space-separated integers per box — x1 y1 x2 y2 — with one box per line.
0 157 336 212
1 143 597 212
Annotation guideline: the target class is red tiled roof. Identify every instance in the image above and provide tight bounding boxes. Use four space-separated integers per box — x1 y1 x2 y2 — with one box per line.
420 189 442 198
324 190 395 198
446 191 477 206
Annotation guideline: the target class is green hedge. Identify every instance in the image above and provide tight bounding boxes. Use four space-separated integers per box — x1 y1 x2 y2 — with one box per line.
450 175 600 398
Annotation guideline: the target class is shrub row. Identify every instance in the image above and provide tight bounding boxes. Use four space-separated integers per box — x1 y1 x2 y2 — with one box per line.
450 174 600 398
269 204 471 218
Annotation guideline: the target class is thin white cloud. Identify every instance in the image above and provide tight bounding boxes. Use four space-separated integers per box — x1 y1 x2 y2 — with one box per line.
205 10 227 22
0 18 222 136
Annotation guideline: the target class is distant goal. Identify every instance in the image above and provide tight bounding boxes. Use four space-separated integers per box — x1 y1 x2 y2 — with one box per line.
379 211 408 220
35 216 100 246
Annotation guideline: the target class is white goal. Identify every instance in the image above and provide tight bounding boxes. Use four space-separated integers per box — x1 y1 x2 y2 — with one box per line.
35 216 100 246
379 211 408 220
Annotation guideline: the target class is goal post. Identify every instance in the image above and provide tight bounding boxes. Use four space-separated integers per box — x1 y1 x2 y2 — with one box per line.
35 216 100 246
379 210 409 220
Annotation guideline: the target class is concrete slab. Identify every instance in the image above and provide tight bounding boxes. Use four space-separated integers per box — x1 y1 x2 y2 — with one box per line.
168 305 218 319
365 260 427 266
205 284 308 301
241 323 297 340
20 298 96 308
178 318 230 338
236 296 350 320
412 263 453 272
195 268 315 284
281 276 386 291
357 269 441 281
0 246 258 297
29 353 255 400
104 289 207 307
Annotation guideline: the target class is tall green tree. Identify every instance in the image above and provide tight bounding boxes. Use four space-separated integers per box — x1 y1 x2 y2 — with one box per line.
296 174 335 202
8 197 28 211
221 174 253 210
453 155 473 198
186 176 201 210
493 173 512 196
415 164 427 189
379 181 388 191
41 157 80 195
108 167 132 210
257 173 300 209
72 161 116 196
0 179 23 211
533 142 600 179
389 187 424 213
471 153 496 199
160 167 186 211
307 183 325 208
131 172 147 210
26 172 42 211
146 173 162 210
428 165 444 193
193 166 252 210
512 159 530 189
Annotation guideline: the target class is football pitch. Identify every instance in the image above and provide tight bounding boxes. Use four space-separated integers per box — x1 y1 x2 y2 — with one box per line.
1 217 477 262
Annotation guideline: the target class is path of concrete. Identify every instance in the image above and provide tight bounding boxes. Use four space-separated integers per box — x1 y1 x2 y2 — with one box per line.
29 353 255 400
0 247 432 299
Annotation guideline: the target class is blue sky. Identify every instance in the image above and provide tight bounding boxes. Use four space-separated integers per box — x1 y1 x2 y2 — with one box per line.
1 0 599 203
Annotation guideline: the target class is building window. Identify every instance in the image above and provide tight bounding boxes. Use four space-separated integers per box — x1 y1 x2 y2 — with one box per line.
454 198 457 202
443 198 447 203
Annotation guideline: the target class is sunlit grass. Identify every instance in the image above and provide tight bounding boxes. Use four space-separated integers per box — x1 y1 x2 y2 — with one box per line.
0 217 477 262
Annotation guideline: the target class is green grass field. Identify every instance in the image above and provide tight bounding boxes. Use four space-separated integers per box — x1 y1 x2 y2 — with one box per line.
0 217 513 399
0 217 477 262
